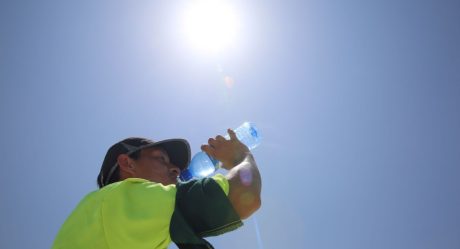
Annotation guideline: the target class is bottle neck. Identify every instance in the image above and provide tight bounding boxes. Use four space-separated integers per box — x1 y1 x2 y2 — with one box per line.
179 168 193 182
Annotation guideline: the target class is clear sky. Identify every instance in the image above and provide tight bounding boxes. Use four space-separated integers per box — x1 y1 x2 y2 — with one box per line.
1 0 459 248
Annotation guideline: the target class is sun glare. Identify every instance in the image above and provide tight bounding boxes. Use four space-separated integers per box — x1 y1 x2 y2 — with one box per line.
182 0 239 53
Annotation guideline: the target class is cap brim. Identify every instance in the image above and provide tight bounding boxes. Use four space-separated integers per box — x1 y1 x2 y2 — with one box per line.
143 139 191 170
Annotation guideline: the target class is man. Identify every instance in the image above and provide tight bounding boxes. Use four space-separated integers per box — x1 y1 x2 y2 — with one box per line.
52 129 262 249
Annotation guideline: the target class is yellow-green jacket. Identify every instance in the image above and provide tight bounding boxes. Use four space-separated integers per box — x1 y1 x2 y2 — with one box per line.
52 174 238 249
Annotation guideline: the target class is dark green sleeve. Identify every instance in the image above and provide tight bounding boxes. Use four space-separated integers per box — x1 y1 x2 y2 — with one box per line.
170 177 243 249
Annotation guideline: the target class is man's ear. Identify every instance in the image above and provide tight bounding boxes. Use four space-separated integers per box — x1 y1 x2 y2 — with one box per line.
118 154 136 176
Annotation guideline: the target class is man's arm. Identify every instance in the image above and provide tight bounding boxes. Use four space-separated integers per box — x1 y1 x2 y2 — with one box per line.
201 129 262 220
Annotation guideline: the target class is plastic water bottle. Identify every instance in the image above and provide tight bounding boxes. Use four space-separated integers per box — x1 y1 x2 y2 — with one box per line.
179 122 261 181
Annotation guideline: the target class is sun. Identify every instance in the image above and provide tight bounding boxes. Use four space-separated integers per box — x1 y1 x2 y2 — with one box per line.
182 0 239 53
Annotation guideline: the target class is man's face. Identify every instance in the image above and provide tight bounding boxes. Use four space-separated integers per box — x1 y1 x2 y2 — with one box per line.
130 147 181 185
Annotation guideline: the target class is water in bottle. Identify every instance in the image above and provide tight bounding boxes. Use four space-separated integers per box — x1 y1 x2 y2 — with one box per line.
179 122 261 181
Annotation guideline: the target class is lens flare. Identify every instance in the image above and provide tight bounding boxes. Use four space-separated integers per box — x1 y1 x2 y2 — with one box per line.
239 167 253 186
224 76 235 88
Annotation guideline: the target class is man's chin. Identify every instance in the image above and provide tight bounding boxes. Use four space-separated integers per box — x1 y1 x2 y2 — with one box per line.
164 177 178 185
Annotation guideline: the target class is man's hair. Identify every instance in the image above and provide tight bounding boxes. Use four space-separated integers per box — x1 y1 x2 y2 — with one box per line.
96 150 142 188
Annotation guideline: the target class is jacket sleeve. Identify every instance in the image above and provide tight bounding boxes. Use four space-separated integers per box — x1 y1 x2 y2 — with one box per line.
170 176 243 249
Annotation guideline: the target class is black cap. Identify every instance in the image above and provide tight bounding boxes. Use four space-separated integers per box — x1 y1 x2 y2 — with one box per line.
97 137 190 187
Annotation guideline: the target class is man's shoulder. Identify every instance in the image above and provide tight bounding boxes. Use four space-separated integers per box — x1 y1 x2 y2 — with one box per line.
91 178 177 203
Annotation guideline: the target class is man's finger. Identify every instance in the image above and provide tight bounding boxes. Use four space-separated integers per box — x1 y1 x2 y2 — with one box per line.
216 135 226 141
208 138 218 147
228 129 238 140
201 145 216 158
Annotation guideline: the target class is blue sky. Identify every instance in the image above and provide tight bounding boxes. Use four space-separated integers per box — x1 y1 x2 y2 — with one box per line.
1 0 459 248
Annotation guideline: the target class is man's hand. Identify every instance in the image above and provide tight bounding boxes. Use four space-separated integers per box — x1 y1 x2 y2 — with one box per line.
201 128 262 220
201 129 250 170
